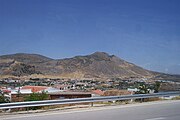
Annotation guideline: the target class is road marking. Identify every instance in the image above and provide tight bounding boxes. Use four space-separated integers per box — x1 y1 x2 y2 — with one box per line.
145 117 166 120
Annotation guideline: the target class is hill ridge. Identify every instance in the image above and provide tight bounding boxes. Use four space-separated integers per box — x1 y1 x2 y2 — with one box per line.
1 52 178 81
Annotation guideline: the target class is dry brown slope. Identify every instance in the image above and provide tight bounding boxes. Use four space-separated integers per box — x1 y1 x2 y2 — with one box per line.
0 52 165 79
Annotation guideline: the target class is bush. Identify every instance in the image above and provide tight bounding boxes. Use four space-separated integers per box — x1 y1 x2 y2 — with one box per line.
24 91 49 110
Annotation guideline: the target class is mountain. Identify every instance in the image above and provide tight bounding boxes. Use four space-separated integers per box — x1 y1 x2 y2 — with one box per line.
0 52 178 80
53 52 154 78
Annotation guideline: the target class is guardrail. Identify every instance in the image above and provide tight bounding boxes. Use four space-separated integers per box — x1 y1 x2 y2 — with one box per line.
0 91 180 110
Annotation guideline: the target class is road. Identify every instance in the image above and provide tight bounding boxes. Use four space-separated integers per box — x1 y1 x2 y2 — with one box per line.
1 100 180 120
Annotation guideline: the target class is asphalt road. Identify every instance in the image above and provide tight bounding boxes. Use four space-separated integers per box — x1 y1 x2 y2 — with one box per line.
1 100 180 120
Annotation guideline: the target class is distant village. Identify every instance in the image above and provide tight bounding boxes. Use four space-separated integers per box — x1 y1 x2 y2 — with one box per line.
0 77 180 103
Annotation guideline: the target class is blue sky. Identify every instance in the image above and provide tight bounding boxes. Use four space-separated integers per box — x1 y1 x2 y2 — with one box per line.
0 0 180 74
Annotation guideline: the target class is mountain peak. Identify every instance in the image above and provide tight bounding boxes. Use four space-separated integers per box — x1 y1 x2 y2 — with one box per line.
89 52 112 60
92 52 110 56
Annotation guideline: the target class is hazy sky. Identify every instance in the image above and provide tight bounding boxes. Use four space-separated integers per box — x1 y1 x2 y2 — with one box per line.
0 0 180 74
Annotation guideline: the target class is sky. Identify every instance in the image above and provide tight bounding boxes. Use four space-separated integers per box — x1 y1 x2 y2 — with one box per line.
0 0 180 74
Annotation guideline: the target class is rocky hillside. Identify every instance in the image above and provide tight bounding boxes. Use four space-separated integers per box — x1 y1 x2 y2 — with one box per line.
0 52 172 79
54 52 154 78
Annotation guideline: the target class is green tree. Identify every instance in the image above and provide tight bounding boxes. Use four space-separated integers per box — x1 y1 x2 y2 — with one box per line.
0 95 6 103
0 90 10 103
154 81 161 93
135 84 149 94
135 84 150 102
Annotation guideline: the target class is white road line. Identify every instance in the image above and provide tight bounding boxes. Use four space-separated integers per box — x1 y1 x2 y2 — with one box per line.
145 117 166 120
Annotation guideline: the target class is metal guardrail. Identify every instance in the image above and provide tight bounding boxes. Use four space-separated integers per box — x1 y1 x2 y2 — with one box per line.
0 91 180 109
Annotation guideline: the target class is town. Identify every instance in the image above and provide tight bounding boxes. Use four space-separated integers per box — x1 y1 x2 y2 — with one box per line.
1 77 180 103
